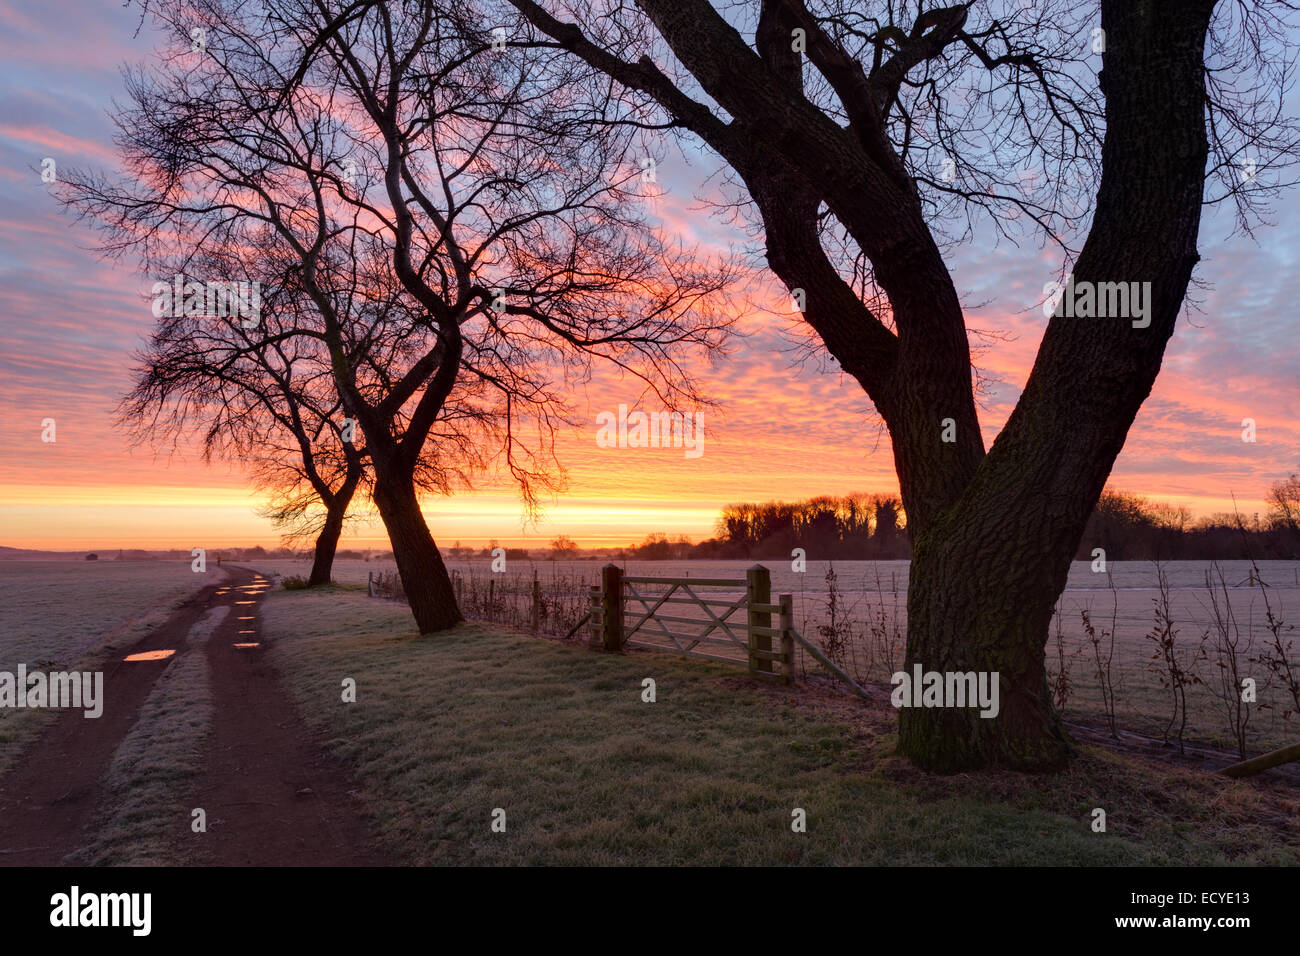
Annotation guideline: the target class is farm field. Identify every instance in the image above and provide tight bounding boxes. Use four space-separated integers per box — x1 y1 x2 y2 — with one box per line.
0 559 223 666
0 559 224 777
252 557 1300 755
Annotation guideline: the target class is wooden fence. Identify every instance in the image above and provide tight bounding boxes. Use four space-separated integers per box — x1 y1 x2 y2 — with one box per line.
372 561 873 698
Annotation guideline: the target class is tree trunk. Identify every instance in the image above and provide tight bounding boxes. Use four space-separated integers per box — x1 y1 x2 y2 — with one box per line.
370 466 462 633
308 499 347 587
307 451 363 588
900 499 1074 771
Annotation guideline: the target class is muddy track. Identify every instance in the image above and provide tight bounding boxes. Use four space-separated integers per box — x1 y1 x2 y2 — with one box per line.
176 566 386 865
0 566 389 866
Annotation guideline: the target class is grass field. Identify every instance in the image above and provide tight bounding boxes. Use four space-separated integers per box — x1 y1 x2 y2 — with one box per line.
258 583 1299 865
0 559 223 778
252 556 1300 755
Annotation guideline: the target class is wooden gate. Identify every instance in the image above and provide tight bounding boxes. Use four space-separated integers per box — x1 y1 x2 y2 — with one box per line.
587 563 794 683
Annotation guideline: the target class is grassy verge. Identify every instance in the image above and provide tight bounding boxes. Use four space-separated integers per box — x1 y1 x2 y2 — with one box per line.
69 606 224 866
249 557 1300 754
262 586 1299 865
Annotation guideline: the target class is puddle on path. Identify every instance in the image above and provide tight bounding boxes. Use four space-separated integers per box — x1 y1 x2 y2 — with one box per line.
123 649 176 662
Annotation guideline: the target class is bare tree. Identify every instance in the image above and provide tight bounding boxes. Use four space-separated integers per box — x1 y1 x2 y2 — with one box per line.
1268 473 1300 531
119 246 370 587
62 0 735 633
506 0 1300 768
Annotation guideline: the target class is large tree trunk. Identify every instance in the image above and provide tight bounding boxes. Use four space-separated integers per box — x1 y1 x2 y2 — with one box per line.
900 496 1075 771
896 0 1214 770
370 463 462 634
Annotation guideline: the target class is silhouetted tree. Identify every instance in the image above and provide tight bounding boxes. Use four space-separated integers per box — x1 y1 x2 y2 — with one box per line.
510 0 1300 768
118 243 370 587
1266 473 1300 557
61 0 734 632
1269 474 1300 532
550 535 578 557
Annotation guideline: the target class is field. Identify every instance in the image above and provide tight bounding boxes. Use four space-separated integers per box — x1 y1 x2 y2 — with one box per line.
0 557 1295 866
0 559 224 777
251 557 1300 755
257 584 1299 865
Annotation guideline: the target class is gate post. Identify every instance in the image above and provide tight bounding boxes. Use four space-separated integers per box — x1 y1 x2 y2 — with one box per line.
779 593 794 685
601 564 624 651
747 565 772 675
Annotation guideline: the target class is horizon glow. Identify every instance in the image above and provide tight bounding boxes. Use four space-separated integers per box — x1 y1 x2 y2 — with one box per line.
0 1 1296 552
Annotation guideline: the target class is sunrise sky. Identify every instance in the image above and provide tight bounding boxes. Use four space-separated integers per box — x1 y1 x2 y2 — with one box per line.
2 0 1298 551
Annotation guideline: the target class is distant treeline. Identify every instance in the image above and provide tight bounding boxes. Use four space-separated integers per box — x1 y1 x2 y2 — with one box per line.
92 478 1300 565
94 546 380 561
1076 485 1300 561
624 493 909 561
618 477 1300 562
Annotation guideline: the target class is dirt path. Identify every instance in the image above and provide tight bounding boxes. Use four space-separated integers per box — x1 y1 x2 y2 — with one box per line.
0 566 388 866
177 566 386 865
